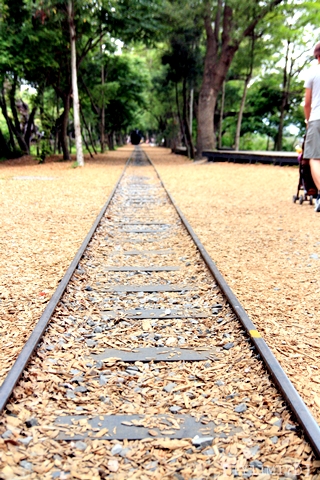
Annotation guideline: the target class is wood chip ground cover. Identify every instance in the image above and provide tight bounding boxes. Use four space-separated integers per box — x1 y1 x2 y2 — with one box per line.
0 147 319 479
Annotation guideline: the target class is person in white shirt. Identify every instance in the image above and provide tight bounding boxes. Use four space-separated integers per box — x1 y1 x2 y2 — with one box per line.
304 41 320 211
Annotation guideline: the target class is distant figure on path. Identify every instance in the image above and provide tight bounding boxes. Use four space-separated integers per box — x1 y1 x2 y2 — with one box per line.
131 129 141 146
304 41 320 211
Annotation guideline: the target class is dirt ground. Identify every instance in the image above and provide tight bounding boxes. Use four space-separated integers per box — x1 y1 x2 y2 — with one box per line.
1 145 320 426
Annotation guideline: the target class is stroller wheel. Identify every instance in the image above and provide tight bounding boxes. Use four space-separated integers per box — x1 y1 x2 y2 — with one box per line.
292 195 298 203
299 195 304 205
310 195 314 205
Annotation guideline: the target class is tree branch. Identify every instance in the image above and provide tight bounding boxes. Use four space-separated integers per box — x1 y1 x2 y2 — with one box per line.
213 0 222 52
204 1 214 44
221 4 233 48
78 28 108 67
80 78 99 115
242 0 284 40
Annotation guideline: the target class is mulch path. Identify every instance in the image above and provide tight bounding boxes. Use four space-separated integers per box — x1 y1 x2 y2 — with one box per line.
1 149 319 478
0 147 320 408
0 151 126 383
150 147 320 423
1 146 319 415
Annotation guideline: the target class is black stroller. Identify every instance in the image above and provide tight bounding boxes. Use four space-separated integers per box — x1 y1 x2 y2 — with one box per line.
292 144 317 205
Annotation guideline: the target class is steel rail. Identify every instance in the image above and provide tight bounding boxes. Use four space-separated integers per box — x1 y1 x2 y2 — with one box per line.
145 149 320 457
0 153 133 414
2 147 320 458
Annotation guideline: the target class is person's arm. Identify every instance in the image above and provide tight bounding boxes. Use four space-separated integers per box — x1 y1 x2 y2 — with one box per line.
304 88 312 122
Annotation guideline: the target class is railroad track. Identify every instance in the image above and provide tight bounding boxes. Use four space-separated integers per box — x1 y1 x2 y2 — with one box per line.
0 147 319 479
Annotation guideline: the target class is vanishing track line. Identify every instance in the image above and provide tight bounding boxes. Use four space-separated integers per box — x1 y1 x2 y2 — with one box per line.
0 147 319 478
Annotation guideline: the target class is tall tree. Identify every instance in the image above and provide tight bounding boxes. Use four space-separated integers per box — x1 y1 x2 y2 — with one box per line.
13 0 163 161
196 0 283 156
0 0 32 155
162 27 202 159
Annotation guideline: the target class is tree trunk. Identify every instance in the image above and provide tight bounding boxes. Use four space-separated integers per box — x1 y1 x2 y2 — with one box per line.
67 0 84 166
116 132 124 147
235 33 255 151
80 106 97 154
54 131 58 154
197 85 217 155
276 93 289 151
9 76 21 134
8 76 29 154
0 87 16 151
24 106 37 150
60 94 71 160
234 78 250 150
189 88 194 137
196 4 238 156
175 83 188 153
0 128 11 158
81 125 93 158
54 95 59 154
107 132 115 150
182 78 195 159
218 81 225 149
196 0 283 157
275 40 290 151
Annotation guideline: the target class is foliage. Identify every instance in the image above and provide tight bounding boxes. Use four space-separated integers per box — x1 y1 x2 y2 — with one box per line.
101 54 150 133
80 50 150 135
1 0 320 160
0 0 166 158
241 73 305 140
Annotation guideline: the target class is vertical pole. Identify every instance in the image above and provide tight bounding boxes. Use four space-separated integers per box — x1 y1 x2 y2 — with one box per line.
68 0 84 166
100 29 105 153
